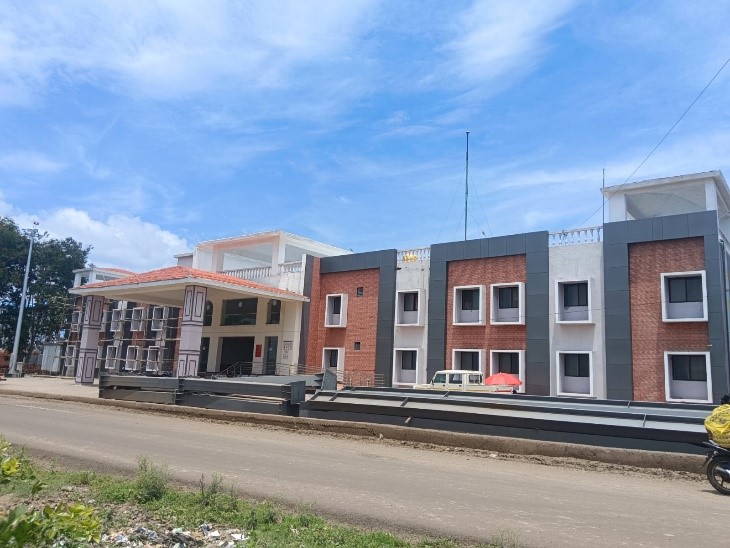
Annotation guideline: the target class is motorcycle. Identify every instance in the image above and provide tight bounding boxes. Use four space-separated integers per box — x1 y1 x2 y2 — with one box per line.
701 440 730 495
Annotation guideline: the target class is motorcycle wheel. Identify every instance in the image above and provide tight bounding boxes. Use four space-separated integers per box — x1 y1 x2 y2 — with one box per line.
706 457 730 495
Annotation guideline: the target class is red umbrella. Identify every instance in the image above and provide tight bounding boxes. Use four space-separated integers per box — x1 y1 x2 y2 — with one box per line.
484 372 522 386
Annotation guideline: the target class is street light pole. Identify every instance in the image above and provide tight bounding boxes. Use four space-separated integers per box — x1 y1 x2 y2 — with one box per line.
7 221 39 378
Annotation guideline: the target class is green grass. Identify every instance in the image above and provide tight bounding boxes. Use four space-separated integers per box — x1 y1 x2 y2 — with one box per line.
1 458 521 548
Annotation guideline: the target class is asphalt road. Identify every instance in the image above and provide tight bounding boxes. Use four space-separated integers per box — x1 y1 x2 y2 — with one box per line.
0 395 724 547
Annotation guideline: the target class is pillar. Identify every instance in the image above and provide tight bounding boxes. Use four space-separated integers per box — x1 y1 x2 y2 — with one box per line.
75 295 104 385
178 285 207 377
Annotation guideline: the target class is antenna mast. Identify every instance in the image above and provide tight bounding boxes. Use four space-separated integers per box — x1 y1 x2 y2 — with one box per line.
602 166 605 225
465 131 470 241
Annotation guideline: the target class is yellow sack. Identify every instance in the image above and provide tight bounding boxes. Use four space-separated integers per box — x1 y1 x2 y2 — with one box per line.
705 404 730 448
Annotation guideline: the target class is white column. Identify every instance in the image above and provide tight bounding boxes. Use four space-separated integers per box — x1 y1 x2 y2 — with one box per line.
75 295 104 385
705 180 719 211
177 285 207 377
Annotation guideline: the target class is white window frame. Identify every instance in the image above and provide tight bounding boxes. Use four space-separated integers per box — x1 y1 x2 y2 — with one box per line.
395 289 425 326
65 345 76 359
104 345 118 370
451 348 486 374
663 351 712 403
324 293 348 328
489 350 526 392
555 279 593 324
392 347 420 386
150 307 168 331
555 351 594 397
146 346 161 372
70 311 81 332
131 307 146 332
490 282 525 325
660 270 708 322
452 285 486 326
110 309 123 332
322 347 345 375
124 345 140 371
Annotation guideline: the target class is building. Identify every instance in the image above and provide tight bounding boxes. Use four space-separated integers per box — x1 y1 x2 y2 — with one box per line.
69 171 730 404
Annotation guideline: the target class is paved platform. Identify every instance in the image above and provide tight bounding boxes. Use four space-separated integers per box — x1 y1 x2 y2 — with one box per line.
0 376 99 398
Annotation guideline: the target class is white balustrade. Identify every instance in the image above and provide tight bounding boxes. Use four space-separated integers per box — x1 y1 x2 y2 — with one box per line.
221 266 272 279
549 226 603 246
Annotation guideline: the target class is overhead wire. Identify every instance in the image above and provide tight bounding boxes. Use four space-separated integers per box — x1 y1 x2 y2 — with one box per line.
575 55 730 229
435 166 466 243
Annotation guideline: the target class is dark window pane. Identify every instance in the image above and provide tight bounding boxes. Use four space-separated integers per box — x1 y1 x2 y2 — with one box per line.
354 341 361 350
564 354 589 377
498 287 519 309
673 355 706 381
498 352 519 375
203 301 213 326
331 296 341 315
461 289 479 311
403 292 418 312
459 352 479 371
668 276 702 303
267 299 281 325
564 283 588 307
401 350 417 370
686 277 703 302
356 287 364 297
222 298 258 326
327 350 338 369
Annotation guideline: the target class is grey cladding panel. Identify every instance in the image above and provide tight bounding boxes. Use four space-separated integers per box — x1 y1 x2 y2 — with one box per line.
525 231 548 253
604 267 629 292
604 244 629 268
627 218 653 243
526 251 549 274
661 214 689 240
464 239 482 259
506 233 526 255
604 221 628 244
689 211 718 236
488 236 507 257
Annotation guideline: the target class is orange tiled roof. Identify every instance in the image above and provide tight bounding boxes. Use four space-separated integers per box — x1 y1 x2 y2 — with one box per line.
75 266 302 298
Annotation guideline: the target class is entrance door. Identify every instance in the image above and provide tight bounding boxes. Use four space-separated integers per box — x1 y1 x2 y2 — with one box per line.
198 337 210 374
220 337 255 375
264 336 278 375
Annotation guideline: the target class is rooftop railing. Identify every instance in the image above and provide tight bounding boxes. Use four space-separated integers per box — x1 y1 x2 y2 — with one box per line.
397 247 431 262
549 226 602 247
221 260 303 280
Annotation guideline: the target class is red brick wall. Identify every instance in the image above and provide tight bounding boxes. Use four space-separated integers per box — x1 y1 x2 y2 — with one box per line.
306 260 380 384
446 256 527 369
629 237 708 402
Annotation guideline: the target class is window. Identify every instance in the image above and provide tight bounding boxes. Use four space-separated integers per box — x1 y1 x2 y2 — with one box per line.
671 354 707 381
131 307 146 331
401 350 417 370
151 307 167 331
396 290 422 325
490 283 524 324
404 292 418 312
453 286 484 325
110 309 123 332
104 346 117 370
498 287 519 309
433 373 446 383
124 346 140 371
356 287 364 297
70 311 81 332
267 299 281 325
664 352 712 402
203 301 213 326
563 283 588 307
557 352 592 396
323 348 344 373
668 276 702 303
354 341 361 350
462 289 479 310
146 347 161 372
453 349 482 371
498 352 519 375
661 271 707 322
222 298 258 326
449 373 463 384
325 294 348 327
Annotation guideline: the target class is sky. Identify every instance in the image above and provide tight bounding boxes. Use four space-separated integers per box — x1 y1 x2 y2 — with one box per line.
1 0 729 271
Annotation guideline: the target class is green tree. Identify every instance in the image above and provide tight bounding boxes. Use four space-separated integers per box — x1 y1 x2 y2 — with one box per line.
0 217 90 361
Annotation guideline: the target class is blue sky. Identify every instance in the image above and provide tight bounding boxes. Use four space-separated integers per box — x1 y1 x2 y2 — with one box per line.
1 0 729 271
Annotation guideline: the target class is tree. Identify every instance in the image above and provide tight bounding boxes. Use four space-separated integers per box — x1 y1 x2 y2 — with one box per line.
0 217 91 361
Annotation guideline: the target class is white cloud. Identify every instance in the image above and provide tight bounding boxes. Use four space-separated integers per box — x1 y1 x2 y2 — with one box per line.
429 0 575 89
0 151 65 173
0 0 377 104
0 193 188 271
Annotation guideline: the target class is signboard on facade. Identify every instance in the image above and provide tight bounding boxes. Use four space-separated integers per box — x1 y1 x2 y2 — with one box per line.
282 340 293 361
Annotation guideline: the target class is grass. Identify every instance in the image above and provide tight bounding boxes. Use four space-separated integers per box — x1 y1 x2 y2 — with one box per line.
0 456 522 548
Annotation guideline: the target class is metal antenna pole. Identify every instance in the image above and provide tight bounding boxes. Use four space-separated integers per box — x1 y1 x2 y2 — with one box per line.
8 222 38 377
602 166 606 225
465 131 470 241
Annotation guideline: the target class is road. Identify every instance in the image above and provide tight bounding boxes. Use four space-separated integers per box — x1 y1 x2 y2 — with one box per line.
0 395 724 547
